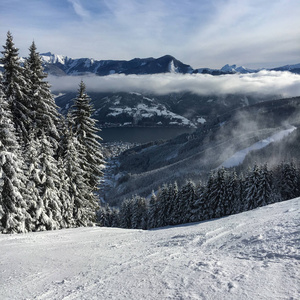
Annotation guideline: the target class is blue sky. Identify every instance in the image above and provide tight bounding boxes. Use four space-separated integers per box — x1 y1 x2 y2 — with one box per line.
0 0 299 68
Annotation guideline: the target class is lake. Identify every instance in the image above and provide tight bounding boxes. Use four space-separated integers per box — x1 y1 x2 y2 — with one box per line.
99 127 195 143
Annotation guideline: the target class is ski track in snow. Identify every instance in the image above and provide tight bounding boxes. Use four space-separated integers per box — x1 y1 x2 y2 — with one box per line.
0 199 299 300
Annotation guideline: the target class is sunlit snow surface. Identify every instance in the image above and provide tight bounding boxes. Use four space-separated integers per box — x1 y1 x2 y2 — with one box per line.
219 126 296 168
0 199 299 299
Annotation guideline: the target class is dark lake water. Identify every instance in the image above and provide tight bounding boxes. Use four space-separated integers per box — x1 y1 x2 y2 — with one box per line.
100 127 195 143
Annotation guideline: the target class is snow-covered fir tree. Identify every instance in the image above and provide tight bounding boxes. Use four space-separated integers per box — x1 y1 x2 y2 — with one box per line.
0 85 30 233
24 130 43 231
62 122 95 227
243 164 261 211
169 182 180 225
276 162 299 201
70 81 104 190
34 131 63 231
57 157 72 228
97 204 112 227
209 168 227 218
110 207 120 227
119 199 133 229
131 195 147 229
178 180 195 224
257 164 273 207
1 31 31 145
147 191 159 229
191 181 206 222
156 184 171 227
225 170 239 215
203 171 215 219
24 41 61 150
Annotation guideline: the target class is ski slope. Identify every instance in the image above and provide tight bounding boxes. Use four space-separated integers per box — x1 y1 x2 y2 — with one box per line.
220 126 296 168
0 199 299 300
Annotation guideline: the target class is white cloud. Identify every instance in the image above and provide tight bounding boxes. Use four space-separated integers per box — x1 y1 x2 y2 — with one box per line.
1 0 299 68
67 0 90 19
49 71 300 98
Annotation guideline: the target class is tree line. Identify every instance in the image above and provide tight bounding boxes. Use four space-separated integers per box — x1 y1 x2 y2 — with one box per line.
0 32 104 233
98 162 299 229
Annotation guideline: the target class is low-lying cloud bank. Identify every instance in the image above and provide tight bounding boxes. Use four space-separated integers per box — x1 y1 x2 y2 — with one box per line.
49 71 300 97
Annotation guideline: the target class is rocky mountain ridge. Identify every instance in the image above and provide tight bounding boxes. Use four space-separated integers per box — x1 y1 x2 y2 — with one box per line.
35 52 300 76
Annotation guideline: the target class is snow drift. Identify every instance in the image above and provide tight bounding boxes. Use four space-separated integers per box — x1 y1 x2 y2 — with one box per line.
0 198 299 299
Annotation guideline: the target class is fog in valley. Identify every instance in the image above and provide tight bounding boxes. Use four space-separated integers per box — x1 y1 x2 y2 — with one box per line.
49 71 300 97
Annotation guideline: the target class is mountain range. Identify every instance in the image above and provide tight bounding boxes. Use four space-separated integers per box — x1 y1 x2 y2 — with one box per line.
30 52 300 76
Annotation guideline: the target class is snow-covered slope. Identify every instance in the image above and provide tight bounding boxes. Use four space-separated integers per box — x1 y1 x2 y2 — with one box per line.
272 63 300 73
219 126 297 168
56 92 197 128
0 198 299 300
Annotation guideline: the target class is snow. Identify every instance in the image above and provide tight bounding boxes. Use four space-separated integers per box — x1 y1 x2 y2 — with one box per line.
197 117 206 124
107 103 195 127
0 198 299 299
84 58 93 68
168 60 178 73
40 53 66 65
219 127 296 168
53 93 66 99
221 64 237 73
220 64 255 74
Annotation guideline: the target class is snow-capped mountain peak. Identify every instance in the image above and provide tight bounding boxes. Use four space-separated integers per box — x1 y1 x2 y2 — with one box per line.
221 64 237 73
220 64 256 74
40 52 68 65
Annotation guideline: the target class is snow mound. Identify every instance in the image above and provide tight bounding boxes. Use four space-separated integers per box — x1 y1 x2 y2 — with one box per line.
0 198 299 299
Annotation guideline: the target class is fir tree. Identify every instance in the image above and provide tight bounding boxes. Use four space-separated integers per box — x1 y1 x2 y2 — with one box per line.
24 131 42 231
169 182 181 225
178 180 195 224
156 184 171 227
131 195 147 229
225 170 239 215
57 157 72 228
110 207 120 228
0 86 30 233
236 173 246 213
1 31 31 144
24 41 61 150
277 162 299 201
257 164 273 206
148 191 159 229
210 168 227 218
243 164 261 211
119 199 133 229
34 131 63 231
62 124 95 227
69 81 104 221
191 181 206 222
70 81 104 191
203 171 216 219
